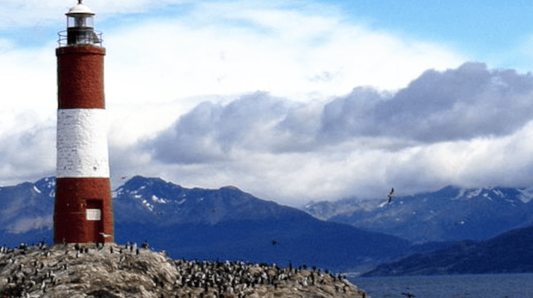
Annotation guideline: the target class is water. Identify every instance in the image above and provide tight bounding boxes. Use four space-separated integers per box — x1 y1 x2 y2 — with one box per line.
350 273 533 298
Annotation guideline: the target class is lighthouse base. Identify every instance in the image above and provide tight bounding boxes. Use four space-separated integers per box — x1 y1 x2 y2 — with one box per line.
54 177 114 244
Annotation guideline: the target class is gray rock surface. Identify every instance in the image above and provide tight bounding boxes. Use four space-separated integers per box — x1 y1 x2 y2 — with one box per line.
0 243 367 298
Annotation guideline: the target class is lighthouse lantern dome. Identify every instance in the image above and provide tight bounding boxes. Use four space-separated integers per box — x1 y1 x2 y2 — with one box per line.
59 0 102 47
66 1 95 29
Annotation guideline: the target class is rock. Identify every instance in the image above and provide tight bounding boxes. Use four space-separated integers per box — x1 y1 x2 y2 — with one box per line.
0 243 367 298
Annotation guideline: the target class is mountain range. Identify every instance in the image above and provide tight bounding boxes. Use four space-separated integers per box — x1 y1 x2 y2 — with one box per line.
0 176 410 273
363 225 533 276
1 176 533 275
303 185 533 243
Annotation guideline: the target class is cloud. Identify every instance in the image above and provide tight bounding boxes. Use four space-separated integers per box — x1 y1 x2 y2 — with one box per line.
99 0 466 108
1 0 499 205
137 63 533 205
145 92 291 164
319 62 533 143
0 1 467 140
148 62 533 159
0 111 56 186
0 45 56 110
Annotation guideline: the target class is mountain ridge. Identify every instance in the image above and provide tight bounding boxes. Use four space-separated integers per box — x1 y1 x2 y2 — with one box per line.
363 225 533 276
302 185 533 243
0 176 410 272
114 175 306 225
3 176 533 275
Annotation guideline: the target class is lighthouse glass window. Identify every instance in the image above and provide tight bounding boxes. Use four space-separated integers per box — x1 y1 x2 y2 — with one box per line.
86 209 101 221
67 15 94 28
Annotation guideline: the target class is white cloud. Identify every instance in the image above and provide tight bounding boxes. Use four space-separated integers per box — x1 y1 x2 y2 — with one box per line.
96 0 469 161
0 111 56 186
1 0 467 129
135 63 533 205
101 1 465 107
134 120 533 206
320 62 533 143
0 45 56 109
0 1 481 204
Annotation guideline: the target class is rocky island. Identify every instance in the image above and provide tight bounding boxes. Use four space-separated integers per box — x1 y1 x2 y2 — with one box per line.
0 243 367 298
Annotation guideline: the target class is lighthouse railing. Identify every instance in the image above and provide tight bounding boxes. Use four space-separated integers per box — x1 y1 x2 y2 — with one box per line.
57 30 103 47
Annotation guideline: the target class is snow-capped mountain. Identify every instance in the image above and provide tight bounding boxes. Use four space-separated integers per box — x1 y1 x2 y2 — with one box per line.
113 176 304 225
0 177 55 238
302 197 379 221
4 176 533 274
303 185 533 243
0 176 411 272
112 176 411 271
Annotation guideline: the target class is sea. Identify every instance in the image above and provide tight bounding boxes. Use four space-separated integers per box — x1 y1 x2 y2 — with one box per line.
350 273 533 298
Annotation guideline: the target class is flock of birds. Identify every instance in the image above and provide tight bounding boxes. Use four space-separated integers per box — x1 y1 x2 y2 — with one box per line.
0 187 399 297
0 241 366 298
172 258 356 297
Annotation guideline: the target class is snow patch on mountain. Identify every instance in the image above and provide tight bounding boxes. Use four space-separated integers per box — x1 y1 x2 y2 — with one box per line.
152 195 167 204
517 187 533 203
452 187 506 201
142 199 154 211
304 185 533 243
493 189 504 197
302 198 378 221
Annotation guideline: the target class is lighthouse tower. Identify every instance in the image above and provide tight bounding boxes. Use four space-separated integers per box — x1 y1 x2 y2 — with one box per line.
54 0 113 244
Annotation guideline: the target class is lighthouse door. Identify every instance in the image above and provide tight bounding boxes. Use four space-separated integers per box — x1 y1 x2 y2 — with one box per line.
86 200 103 242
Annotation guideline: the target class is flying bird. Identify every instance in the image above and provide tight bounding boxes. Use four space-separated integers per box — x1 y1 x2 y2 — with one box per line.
387 188 395 203
379 187 396 208
99 232 112 238
401 292 415 298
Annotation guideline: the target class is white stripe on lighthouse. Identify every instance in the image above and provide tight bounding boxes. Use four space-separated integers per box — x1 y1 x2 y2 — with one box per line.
57 109 110 178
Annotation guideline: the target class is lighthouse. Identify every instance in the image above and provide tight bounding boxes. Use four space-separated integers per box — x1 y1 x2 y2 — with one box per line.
54 0 113 244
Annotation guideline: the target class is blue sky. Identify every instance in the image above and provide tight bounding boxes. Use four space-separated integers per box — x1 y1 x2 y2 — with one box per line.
5 1 533 69
335 0 533 71
2 0 533 205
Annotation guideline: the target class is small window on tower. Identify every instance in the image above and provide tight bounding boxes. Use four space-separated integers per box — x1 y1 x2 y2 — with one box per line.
86 209 101 221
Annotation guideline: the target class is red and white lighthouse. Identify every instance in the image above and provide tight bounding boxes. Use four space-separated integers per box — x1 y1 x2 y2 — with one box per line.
54 0 113 244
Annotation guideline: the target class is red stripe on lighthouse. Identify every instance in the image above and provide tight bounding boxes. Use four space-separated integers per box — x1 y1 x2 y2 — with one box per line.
54 178 113 244
57 46 106 109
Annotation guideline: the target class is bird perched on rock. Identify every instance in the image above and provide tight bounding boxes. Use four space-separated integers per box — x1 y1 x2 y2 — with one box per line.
142 240 149 249
0 242 367 298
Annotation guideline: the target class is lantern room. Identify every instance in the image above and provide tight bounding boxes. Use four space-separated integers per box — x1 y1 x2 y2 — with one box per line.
58 0 103 47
